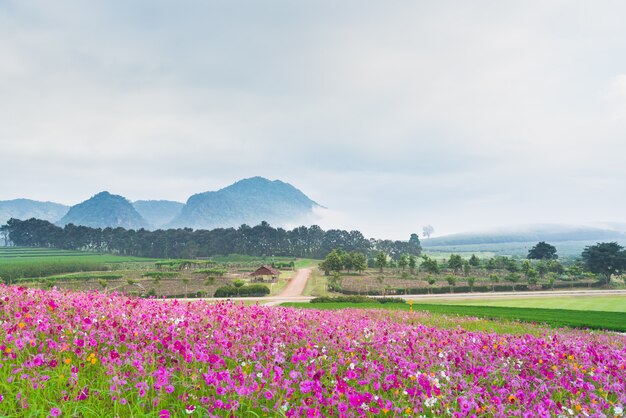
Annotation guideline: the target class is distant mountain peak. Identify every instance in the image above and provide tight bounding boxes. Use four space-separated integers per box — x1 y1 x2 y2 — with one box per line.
168 177 321 230
58 191 149 230
0 199 69 225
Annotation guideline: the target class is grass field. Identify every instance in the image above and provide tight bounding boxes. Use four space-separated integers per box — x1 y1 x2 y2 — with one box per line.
416 294 626 312
282 301 626 332
0 247 157 281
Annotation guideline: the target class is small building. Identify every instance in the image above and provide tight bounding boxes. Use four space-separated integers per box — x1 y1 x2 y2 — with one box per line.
250 265 281 282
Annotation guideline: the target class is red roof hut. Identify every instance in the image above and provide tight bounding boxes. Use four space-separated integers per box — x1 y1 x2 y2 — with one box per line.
250 265 281 282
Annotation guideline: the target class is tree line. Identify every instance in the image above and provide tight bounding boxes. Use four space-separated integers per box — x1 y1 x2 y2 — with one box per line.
2 218 422 260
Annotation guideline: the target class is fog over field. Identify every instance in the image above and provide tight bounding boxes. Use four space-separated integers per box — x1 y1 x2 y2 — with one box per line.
1 1 626 239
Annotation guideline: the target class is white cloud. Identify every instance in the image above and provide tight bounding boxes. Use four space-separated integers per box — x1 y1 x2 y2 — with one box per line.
2 1 626 238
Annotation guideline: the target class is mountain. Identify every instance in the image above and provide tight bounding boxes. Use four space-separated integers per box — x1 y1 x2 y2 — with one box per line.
58 191 149 230
0 199 69 225
422 224 626 247
133 200 184 229
168 177 321 230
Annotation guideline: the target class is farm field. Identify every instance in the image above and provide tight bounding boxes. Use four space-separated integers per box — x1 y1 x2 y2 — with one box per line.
283 300 626 332
415 294 626 312
0 247 156 282
0 247 313 298
0 286 624 417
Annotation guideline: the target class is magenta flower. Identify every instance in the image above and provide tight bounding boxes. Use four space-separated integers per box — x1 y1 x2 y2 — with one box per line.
49 407 61 417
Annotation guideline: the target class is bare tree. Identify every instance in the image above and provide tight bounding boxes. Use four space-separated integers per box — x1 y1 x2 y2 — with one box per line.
422 225 434 239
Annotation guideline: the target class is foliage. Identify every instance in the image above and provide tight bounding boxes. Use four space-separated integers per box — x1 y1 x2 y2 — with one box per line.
213 284 270 297
447 254 463 273
195 268 227 276
375 252 387 272
232 279 246 288
327 272 343 292
581 242 626 284
468 254 480 267
320 249 344 274
467 276 476 291
143 271 179 279
527 241 558 260
4 218 422 260
420 256 440 274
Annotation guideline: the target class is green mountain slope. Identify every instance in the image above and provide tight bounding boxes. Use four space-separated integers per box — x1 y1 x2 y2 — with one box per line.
0 199 69 224
168 177 321 229
58 192 149 230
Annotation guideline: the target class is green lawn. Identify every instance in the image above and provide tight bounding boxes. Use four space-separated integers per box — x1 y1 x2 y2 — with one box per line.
0 247 158 281
416 295 626 312
282 301 626 332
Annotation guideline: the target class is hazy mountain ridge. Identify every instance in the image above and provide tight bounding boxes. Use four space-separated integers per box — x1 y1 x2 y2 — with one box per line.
58 192 149 230
1 177 321 231
167 177 321 230
422 224 626 247
133 200 184 229
0 199 69 225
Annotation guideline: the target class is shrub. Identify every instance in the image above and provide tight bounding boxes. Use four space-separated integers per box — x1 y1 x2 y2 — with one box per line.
213 284 270 297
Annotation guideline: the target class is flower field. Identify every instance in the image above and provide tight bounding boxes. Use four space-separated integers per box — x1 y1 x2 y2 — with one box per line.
0 286 625 417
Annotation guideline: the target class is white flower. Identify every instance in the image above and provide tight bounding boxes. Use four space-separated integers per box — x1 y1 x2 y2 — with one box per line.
256 372 263 379
349 363 355 370
615 406 624 416
425 397 437 408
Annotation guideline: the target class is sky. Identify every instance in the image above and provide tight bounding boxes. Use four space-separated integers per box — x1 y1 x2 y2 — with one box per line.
1 1 626 239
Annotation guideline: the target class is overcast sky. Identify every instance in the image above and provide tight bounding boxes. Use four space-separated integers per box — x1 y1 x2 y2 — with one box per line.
1 1 626 239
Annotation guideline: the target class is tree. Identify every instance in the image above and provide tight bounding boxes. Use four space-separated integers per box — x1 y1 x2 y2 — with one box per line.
420 256 440 274
489 274 499 292
422 225 434 239
447 254 463 274
398 254 409 271
526 268 539 286
505 273 520 291
536 261 549 279
342 252 355 272
462 261 471 277
581 242 626 285
468 254 480 267
351 252 367 273
408 255 417 274
504 258 519 273
446 276 457 293
375 252 388 273
327 272 343 291
467 276 476 292
427 277 436 294
321 249 344 275
527 241 558 260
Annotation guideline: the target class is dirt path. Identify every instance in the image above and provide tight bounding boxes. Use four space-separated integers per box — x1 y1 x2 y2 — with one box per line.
278 268 312 298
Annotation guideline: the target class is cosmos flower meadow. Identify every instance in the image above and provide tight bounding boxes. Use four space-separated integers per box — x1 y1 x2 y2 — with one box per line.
0 285 625 417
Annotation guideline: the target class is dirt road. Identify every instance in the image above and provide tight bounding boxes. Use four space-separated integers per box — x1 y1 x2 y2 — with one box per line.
278 268 312 298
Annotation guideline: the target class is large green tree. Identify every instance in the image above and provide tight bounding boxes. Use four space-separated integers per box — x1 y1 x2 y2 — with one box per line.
527 241 558 260
581 242 626 285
